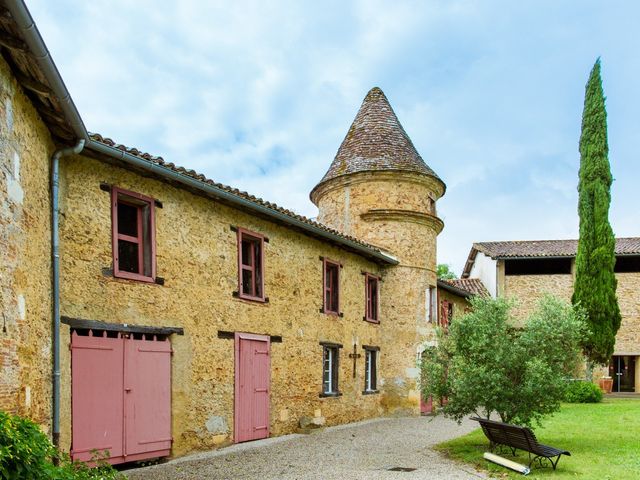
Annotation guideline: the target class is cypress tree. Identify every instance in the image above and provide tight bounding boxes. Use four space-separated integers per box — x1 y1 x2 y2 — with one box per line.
572 59 621 365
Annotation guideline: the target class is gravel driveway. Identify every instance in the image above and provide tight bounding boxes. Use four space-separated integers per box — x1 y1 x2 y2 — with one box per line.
125 416 489 479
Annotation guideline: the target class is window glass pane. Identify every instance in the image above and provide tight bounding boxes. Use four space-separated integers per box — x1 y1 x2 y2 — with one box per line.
371 351 377 390
330 265 339 311
365 351 371 391
117 202 139 237
118 240 139 273
367 277 378 320
242 268 253 296
323 347 331 393
241 239 253 267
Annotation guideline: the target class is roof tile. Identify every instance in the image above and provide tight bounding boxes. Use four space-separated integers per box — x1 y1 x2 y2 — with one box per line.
88 132 389 258
474 238 640 259
440 278 490 298
312 87 442 195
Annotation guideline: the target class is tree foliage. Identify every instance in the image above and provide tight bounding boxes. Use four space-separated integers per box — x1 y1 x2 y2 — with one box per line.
421 295 587 427
572 59 621 365
437 264 457 280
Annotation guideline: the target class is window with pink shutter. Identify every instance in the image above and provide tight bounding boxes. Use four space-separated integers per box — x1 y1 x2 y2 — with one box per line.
111 187 156 283
322 258 340 315
365 273 380 323
237 228 265 302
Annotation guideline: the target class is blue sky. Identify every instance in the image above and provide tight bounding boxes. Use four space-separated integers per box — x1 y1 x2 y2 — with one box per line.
29 1 639 274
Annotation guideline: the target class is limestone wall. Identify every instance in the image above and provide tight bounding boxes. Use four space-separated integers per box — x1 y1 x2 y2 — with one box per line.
437 289 471 322
313 171 445 415
505 270 639 355
504 273 574 323
58 154 394 455
614 272 640 355
0 57 54 426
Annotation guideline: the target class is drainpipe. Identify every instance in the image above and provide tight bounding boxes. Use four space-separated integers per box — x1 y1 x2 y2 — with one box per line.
51 138 85 449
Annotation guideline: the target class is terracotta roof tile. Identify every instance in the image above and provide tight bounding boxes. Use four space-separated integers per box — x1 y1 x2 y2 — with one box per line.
312 87 443 194
88 133 390 258
439 278 490 298
474 238 640 259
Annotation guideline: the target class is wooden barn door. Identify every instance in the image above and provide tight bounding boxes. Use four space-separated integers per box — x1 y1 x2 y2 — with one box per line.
124 336 172 460
71 330 172 464
71 330 124 462
234 333 270 443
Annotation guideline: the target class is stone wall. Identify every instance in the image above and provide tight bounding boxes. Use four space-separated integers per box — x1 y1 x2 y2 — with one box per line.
0 56 54 425
313 170 445 414
437 289 471 323
504 273 574 324
614 272 640 355
57 154 393 455
505 269 640 356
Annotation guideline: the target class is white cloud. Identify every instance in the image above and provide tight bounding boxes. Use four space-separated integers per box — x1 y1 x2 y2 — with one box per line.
28 0 640 274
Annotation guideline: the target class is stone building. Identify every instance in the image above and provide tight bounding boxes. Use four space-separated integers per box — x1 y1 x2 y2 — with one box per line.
462 238 640 393
436 278 489 328
0 1 447 463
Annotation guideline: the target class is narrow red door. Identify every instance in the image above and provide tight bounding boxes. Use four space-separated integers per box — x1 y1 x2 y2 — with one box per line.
71 331 124 463
234 333 270 443
124 336 172 460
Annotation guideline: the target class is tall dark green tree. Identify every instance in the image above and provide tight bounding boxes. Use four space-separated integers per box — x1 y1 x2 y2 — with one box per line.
572 59 621 365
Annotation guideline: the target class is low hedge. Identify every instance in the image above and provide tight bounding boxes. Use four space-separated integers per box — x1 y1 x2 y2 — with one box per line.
0 410 122 480
565 380 603 403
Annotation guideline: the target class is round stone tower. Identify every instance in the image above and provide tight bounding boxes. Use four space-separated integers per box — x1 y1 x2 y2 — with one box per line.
310 87 445 413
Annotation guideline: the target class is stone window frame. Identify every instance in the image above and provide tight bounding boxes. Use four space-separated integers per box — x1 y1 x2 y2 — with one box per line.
320 342 342 397
364 273 380 323
111 186 156 283
236 227 266 302
321 257 342 316
363 345 380 394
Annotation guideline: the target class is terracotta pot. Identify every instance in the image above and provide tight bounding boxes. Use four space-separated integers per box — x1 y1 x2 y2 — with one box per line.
598 377 613 394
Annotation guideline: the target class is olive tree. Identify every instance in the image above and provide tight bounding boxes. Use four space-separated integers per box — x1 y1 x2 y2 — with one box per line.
421 295 586 427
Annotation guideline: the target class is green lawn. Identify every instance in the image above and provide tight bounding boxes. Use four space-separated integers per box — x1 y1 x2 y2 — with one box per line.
436 399 640 479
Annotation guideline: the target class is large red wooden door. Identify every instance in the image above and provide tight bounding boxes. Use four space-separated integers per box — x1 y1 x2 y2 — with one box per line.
71 330 172 464
234 333 270 443
71 331 124 462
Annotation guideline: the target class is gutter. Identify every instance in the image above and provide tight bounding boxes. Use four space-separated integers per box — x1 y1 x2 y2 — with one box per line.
6 0 397 266
88 140 398 265
50 139 85 448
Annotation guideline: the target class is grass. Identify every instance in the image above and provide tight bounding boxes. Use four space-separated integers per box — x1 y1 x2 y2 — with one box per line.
436 399 640 479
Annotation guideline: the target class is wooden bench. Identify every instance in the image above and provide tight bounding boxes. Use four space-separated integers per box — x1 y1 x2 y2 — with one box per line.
471 417 571 470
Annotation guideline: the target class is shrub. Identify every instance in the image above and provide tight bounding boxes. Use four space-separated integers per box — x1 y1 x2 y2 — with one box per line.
421 295 588 427
0 410 122 480
565 380 603 403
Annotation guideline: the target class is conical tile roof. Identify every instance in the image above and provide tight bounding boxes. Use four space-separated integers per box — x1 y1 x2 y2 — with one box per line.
312 87 443 196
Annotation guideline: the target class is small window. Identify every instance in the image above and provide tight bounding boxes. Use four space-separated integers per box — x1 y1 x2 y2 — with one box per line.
323 259 340 315
111 187 156 282
364 348 378 392
365 274 380 323
439 299 453 330
427 286 438 323
322 345 340 395
237 228 265 301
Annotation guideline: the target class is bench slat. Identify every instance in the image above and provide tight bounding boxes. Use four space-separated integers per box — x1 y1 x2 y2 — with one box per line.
471 417 570 460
